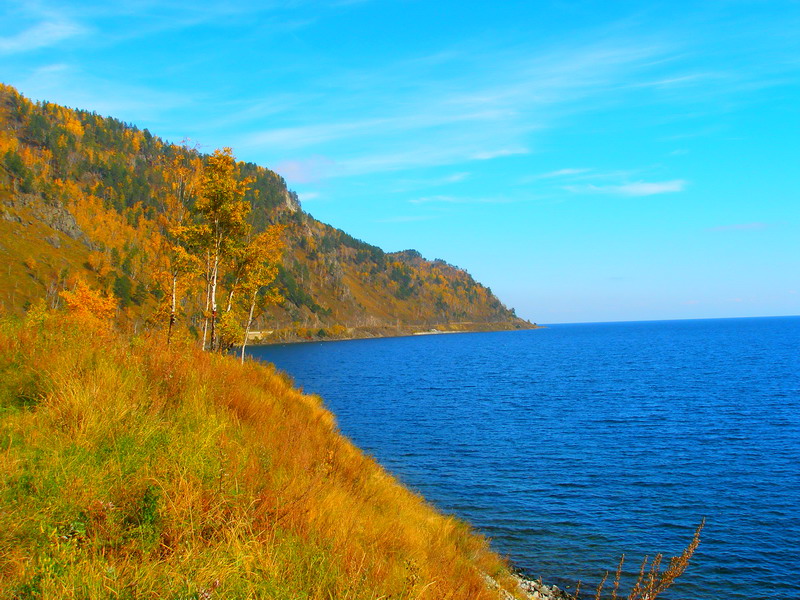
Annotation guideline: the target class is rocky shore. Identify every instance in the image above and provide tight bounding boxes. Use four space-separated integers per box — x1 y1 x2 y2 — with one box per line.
483 572 573 600
514 575 573 600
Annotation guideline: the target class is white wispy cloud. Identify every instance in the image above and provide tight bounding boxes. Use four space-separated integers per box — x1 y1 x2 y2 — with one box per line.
273 156 334 184
522 168 644 186
386 172 471 194
409 195 459 204
0 19 86 54
385 171 472 194
409 195 514 205
243 109 516 150
328 144 495 178
441 172 469 183
281 17 797 180
471 147 529 160
235 36 689 178
246 118 390 149
12 63 190 121
527 168 592 180
10 2 796 192
374 215 437 223
707 222 769 232
297 191 321 202
629 72 725 90
564 179 688 197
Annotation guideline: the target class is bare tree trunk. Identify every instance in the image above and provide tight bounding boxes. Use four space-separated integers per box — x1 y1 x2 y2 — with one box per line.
241 290 257 364
201 251 212 350
167 273 177 345
209 254 220 352
226 282 238 313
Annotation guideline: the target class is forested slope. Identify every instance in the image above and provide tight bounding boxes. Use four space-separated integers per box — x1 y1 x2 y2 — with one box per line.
0 84 533 341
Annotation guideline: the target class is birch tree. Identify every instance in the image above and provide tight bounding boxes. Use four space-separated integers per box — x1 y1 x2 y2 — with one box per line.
194 148 251 351
156 151 201 345
238 224 285 362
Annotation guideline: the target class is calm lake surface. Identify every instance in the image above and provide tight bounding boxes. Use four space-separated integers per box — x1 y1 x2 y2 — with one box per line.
247 317 800 599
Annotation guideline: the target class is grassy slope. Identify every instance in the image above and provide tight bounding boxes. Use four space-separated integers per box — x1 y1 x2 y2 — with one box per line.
0 314 525 599
0 198 93 314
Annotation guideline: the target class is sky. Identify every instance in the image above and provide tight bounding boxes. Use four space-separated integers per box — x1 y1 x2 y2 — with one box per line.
2 0 799 323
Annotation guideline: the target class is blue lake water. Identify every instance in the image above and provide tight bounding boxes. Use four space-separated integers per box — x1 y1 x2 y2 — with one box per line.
247 317 800 599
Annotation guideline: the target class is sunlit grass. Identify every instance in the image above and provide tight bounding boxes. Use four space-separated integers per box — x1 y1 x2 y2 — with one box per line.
0 314 522 599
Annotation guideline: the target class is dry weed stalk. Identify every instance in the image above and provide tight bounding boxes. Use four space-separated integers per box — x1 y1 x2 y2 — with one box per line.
580 519 704 600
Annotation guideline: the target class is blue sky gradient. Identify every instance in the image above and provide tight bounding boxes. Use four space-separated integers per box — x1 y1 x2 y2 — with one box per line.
3 0 798 323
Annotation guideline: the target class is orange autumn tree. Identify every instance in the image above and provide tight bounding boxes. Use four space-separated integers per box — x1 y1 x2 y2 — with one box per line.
194 148 252 351
215 224 285 356
59 278 118 330
238 224 286 362
155 150 202 344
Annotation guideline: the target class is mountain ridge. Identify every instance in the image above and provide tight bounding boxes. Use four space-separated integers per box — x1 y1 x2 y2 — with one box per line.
0 83 534 340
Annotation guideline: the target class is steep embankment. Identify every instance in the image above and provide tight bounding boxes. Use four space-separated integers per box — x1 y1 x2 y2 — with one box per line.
0 313 533 598
0 84 533 341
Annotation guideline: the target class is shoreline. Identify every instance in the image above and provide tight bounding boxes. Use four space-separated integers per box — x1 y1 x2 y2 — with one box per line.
246 320 541 347
245 320 570 599
483 572 573 600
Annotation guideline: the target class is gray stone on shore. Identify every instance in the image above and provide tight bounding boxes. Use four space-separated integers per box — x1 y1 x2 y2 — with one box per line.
482 572 573 600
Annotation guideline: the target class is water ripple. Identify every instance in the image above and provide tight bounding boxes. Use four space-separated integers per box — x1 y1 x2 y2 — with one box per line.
249 317 800 600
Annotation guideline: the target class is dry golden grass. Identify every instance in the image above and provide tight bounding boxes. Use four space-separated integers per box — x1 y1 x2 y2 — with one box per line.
0 314 524 599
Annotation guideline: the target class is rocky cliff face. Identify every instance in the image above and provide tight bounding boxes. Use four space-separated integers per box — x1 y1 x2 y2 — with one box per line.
5 192 87 242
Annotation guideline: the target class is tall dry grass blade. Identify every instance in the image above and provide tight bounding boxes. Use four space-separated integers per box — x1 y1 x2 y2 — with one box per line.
629 555 649 600
594 571 608 600
611 554 624 600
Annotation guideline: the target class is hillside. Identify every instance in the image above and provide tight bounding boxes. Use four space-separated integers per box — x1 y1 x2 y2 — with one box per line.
0 84 533 341
0 311 538 598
